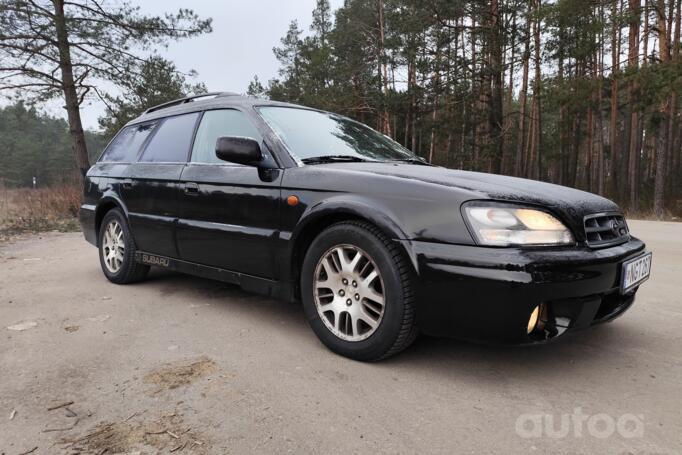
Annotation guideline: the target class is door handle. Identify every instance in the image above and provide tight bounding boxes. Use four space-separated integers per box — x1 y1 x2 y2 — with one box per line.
122 179 133 189
184 182 200 195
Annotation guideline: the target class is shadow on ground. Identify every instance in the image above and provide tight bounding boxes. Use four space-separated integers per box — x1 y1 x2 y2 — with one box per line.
140 267 645 385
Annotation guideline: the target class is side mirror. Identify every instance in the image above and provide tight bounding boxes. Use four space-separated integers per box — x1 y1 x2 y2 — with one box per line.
215 136 263 166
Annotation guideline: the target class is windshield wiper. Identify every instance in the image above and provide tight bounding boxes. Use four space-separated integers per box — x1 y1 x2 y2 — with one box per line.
301 155 373 164
390 157 430 165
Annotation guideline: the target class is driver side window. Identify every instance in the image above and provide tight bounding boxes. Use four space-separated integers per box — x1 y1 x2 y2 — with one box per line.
190 109 262 164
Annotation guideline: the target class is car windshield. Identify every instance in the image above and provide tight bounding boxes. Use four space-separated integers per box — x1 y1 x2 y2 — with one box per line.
257 106 419 163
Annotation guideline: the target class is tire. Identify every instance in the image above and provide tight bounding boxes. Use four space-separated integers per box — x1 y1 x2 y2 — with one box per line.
98 208 149 284
301 221 417 361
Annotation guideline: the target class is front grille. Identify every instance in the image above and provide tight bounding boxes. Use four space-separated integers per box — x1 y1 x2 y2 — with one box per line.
583 213 629 247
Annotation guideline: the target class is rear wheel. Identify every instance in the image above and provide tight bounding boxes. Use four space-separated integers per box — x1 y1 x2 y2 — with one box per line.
98 208 149 284
301 221 417 361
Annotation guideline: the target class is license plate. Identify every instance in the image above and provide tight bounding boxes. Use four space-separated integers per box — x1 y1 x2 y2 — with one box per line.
621 252 652 293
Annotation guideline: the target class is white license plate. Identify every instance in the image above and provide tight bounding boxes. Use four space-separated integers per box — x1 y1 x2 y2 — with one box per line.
621 253 652 293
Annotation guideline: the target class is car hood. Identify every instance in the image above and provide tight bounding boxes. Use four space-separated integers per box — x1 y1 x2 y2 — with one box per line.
320 162 621 218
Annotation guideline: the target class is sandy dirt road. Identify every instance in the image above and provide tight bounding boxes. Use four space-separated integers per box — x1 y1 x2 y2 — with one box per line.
1 220 680 454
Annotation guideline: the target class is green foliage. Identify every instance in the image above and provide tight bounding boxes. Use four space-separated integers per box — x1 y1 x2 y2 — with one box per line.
269 20 306 103
0 102 105 186
0 1 212 104
0 0 213 180
247 75 267 99
256 0 682 214
98 56 207 140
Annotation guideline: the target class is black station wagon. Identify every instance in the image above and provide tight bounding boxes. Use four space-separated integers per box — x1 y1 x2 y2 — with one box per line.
80 92 652 361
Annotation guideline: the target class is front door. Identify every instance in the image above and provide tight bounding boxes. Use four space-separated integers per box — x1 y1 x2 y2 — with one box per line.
176 109 281 278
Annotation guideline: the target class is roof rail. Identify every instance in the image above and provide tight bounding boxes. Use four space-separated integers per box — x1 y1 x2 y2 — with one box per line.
143 91 240 115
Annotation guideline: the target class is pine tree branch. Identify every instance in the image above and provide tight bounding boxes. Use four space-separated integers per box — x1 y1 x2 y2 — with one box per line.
0 81 60 91
0 65 63 85
63 0 210 36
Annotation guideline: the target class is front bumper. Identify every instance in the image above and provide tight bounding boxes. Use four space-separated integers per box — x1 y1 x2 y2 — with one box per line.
400 237 647 344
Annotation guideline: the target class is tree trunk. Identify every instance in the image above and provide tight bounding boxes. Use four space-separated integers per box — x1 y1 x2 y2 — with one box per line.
610 0 623 197
626 0 641 210
586 95 594 191
52 0 90 189
557 17 567 186
376 0 391 136
530 0 542 180
471 18 479 170
515 10 531 176
428 30 442 164
502 10 517 175
654 110 668 217
654 0 672 216
445 22 455 167
405 58 414 148
597 2 606 195
571 114 581 187
670 0 682 197
489 0 504 174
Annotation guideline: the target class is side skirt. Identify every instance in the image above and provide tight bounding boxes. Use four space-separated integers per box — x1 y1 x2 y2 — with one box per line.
134 251 295 302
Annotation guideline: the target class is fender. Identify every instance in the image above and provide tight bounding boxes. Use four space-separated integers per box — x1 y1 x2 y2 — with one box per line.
94 191 130 240
287 194 420 278
97 192 129 218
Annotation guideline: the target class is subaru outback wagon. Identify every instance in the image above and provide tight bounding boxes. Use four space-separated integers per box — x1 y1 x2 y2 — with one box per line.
80 92 652 361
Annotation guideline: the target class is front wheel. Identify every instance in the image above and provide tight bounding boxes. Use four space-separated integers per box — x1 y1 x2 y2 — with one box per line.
301 221 417 361
98 208 149 284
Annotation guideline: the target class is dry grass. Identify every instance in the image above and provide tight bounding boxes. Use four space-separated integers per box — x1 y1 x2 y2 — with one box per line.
625 209 681 222
143 357 217 395
0 185 81 239
61 413 210 454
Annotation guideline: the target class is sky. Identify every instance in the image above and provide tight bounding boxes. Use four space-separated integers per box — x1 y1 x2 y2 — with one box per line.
44 0 344 130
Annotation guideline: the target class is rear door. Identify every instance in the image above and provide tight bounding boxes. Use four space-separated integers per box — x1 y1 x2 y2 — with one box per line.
95 120 157 210
176 108 282 278
123 112 200 258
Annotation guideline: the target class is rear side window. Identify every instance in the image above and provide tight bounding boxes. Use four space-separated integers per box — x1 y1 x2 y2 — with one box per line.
99 122 156 162
190 109 262 164
140 112 200 163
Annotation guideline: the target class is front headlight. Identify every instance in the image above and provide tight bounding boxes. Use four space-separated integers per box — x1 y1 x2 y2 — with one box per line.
463 204 574 246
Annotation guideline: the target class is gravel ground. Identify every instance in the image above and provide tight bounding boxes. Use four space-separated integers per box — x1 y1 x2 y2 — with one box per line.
0 220 680 454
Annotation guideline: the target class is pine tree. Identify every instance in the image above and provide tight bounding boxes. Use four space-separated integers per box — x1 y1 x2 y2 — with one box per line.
0 0 211 187
98 56 207 140
259 0 682 215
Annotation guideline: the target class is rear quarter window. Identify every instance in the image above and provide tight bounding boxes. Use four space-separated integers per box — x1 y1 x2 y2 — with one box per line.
99 122 156 162
140 112 200 163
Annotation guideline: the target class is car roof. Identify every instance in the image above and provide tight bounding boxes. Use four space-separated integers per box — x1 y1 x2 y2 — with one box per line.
126 92 311 126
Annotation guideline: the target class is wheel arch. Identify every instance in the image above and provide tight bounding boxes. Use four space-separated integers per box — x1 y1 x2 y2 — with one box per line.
95 195 128 244
288 199 418 300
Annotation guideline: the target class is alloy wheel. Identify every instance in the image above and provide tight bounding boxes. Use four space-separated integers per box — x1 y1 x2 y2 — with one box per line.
313 244 385 341
102 220 124 273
